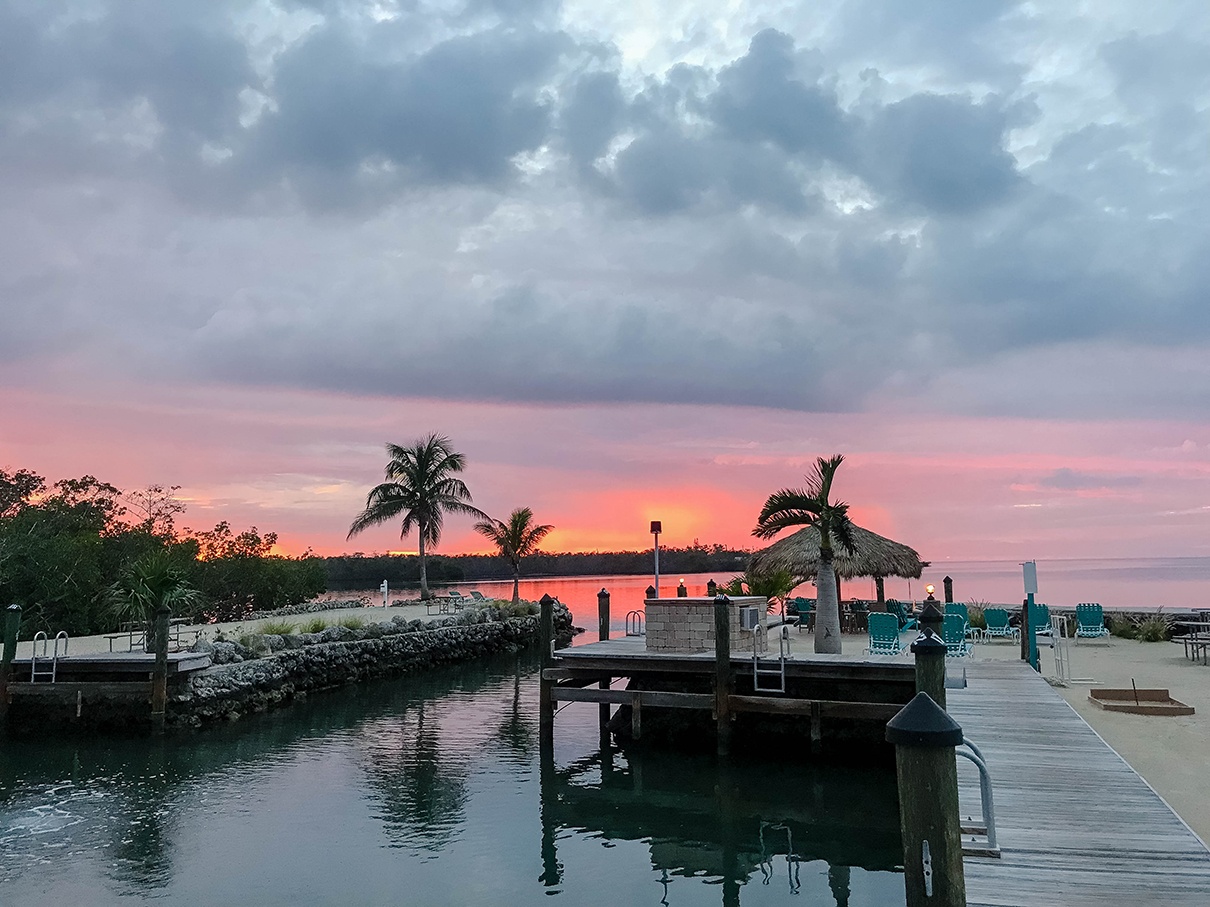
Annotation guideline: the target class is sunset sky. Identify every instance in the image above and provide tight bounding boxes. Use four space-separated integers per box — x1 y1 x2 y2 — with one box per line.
3 1 1209 562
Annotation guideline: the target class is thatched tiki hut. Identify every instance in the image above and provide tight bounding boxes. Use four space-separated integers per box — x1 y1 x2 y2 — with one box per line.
749 524 926 611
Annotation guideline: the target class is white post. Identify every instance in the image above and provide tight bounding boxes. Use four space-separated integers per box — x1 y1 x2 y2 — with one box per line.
380 579 389 607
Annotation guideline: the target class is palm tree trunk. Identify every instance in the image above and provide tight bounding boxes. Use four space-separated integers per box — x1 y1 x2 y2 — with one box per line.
511 565 521 607
418 530 430 601
815 549 843 654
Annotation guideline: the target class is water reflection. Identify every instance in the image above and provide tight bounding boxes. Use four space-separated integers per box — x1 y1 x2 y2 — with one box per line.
0 651 903 905
361 702 470 853
539 742 901 905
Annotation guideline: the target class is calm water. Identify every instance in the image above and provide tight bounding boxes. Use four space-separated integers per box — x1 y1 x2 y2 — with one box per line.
0 652 904 906
341 556 1210 616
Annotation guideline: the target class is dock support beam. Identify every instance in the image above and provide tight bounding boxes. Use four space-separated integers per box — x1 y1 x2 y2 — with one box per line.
714 594 732 757
597 588 610 740
0 604 20 728
887 692 967 907
150 605 170 735
539 594 555 748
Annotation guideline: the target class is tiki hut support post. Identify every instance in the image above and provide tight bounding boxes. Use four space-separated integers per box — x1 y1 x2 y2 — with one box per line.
874 576 886 612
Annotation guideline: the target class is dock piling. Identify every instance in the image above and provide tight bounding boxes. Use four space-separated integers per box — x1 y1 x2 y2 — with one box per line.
887 692 967 907
597 588 610 738
150 605 170 735
539 594 555 747
1 604 21 727
943 576 953 604
713 594 733 757
911 621 948 710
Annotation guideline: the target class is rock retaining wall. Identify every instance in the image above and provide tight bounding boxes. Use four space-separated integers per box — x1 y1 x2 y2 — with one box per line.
171 604 573 728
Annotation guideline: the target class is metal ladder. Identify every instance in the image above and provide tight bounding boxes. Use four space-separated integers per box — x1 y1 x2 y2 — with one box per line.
625 610 645 636
752 624 787 693
29 630 69 683
957 736 999 856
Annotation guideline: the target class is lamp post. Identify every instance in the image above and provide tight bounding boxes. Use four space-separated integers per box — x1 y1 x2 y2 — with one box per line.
650 520 662 598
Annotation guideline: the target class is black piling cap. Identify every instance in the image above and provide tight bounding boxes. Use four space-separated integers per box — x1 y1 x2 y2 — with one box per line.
539 594 554 606
598 588 609 598
910 629 947 656
7 603 20 612
714 593 730 605
645 585 656 599
920 602 944 624
886 691 964 748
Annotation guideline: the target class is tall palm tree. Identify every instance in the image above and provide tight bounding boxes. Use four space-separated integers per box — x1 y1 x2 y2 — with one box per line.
753 455 855 655
348 435 486 600
473 507 553 606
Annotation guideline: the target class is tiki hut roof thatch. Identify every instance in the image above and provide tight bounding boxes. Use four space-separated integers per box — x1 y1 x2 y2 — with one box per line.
749 523 926 581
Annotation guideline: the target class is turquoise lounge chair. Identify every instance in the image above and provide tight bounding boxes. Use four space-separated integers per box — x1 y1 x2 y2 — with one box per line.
942 614 973 657
789 598 815 632
1029 603 1052 637
983 608 1018 641
864 612 904 656
1075 603 1110 639
946 602 970 623
886 599 917 631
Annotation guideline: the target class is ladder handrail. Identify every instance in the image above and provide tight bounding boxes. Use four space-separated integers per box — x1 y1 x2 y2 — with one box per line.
625 610 645 637
752 623 788 693
956 736 998 853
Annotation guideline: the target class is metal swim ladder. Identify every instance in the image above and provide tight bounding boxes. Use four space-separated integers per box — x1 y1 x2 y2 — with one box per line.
29 630 69 683
625 610 645 636
752 624 787 693
957 736 1000 856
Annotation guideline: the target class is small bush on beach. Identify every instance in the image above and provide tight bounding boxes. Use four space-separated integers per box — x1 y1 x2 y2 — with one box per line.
338 615 366 630
300 617 328 634
492 599 537 617
260 619 296 636
1109 616 1138 639
965 601 988 631
1135 614 1171 642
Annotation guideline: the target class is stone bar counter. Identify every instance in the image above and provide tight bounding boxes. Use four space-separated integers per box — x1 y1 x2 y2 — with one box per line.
644 595 768 654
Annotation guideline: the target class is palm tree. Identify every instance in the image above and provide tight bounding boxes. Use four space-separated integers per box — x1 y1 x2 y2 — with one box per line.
348 435 487 600
720 566 800 615
473 507 553 606
106 550 203 646
753 454 855 655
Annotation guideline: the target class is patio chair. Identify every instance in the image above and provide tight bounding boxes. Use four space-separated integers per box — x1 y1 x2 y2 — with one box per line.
946 602 969 623
864 612 904 656
789 598 815 633
886 599 917 631
983 608 1018 641
467 590 487 602
1075 603 1110 640
1029 603 1052 637
942 613 974 657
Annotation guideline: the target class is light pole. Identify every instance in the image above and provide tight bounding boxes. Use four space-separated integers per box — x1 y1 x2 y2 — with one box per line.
650 520 662 598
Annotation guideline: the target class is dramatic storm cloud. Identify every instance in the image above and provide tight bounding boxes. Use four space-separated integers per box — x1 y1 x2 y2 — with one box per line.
2 0 1209 562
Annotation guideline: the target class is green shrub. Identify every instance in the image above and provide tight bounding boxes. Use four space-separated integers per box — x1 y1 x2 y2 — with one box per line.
260 619 296 636
1136 613 1171 642
338 615 366 630
237 632 268 654
1109 616 1138 639
965 601 988 631
300 617 328 634
492 599 537 617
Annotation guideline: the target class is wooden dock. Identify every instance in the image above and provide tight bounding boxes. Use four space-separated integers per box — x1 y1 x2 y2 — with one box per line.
953 659 1210 907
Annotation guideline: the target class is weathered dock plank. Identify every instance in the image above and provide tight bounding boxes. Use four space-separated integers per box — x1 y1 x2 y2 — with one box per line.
953 659 1210 906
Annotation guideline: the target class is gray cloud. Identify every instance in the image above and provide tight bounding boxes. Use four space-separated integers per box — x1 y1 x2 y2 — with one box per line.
1038 469 1142 491
2 2 1210 422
